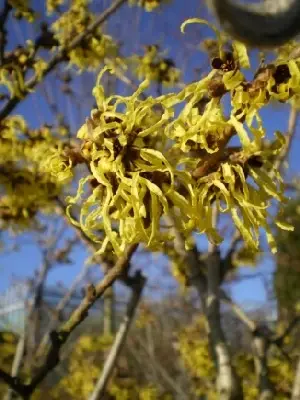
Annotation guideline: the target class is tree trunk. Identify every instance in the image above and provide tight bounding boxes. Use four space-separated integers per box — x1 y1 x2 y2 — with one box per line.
170 216 243 399
206 251 243 400
252 334 274 400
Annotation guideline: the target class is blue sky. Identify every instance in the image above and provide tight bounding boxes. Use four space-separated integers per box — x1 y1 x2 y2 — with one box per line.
1 0 300 310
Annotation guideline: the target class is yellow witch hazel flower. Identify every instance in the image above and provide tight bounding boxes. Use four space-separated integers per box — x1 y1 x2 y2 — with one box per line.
69 19 295 256
68 68 177 256
0 64 26 99
0 40 44 99
175 19 293 251
128 0 171 12
8 0 35 22
52 0 117 70
0 168 59 231
39 147 74 184
131 45 181 86
0 119 78 232
46 0 65 15
0 116 28 163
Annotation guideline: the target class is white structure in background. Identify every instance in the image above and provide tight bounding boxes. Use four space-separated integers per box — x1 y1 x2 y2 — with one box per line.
0 282 29 334
0 282 98 335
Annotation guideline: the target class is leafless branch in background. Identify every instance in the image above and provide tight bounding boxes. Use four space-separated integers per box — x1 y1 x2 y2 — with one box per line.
131 333 189 400
89 270 146 400
274 106 299 173
252 329 274 400
0 243 138 399
35 263 90 360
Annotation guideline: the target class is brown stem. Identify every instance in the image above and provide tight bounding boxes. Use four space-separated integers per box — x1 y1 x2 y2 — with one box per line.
56 197 134 288
274 106 299 174
0 369 27 398
191 125 235 179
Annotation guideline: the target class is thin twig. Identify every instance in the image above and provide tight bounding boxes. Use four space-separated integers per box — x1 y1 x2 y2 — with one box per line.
56 197 135 287
89 270 146 400
131 334 189 399
274 106 299 173
30 243 138 390
222 294 299 366
252 332 274 400
272 315 300 348
24 227 66 368
220 291 256 332
221 293 275 397
34 263 90 360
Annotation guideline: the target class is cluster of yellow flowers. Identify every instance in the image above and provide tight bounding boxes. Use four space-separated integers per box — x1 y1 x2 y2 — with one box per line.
178 316 294 399
46 0 65 15
129 0 171 12
8 0 35 22
0 117 75 231
178 317 216 397
52 0 118 70
52 333 172 400
1 0 176 101
0 41 47 100
66 20 298 257
130 45 181 87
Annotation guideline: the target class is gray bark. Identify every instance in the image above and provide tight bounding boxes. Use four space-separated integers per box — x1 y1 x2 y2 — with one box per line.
252 333 274 400
206 251 243 400
170 215 243 399
292 357 300 400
